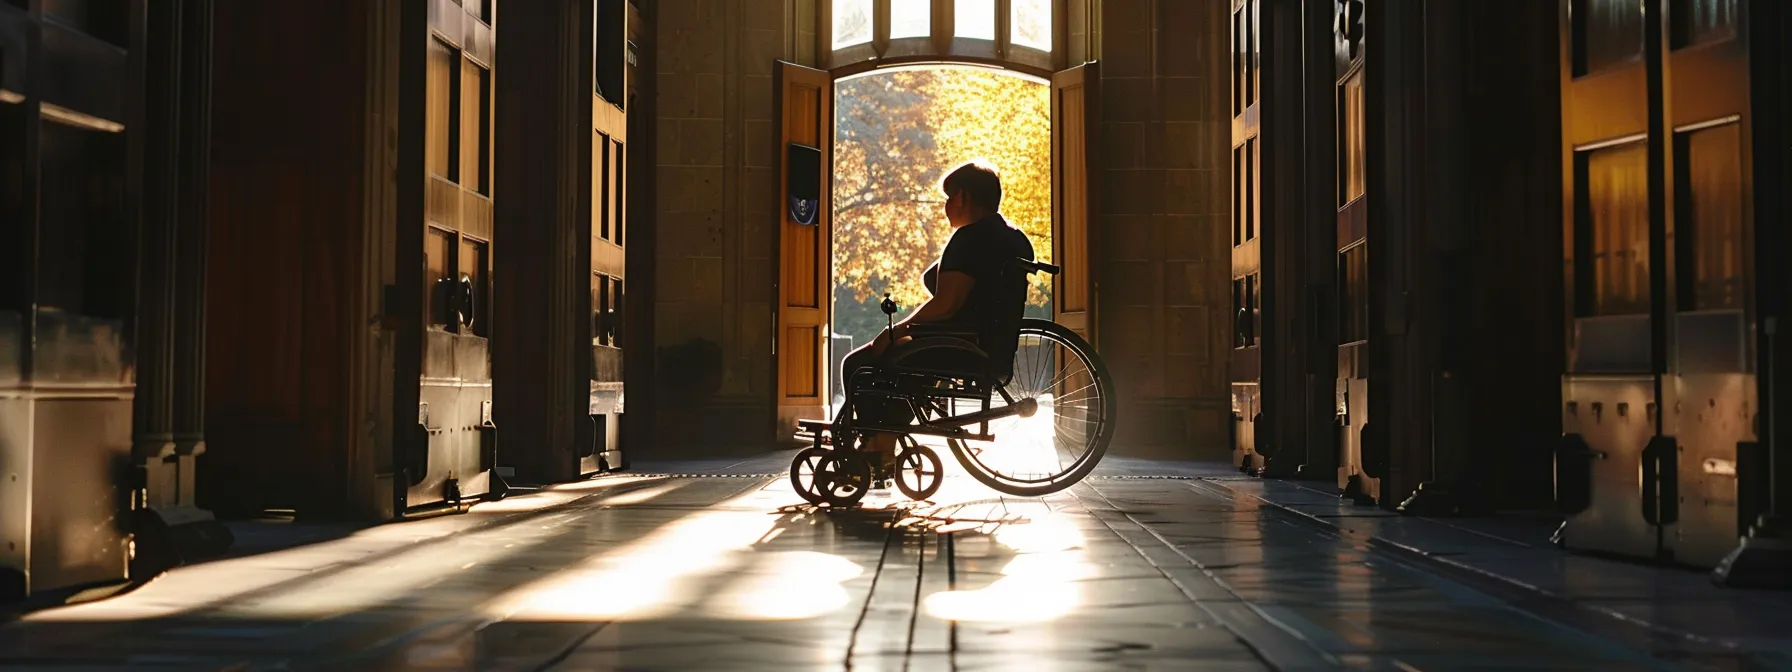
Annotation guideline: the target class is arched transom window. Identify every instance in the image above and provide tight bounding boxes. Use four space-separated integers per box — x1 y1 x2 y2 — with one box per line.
822 0 1071 75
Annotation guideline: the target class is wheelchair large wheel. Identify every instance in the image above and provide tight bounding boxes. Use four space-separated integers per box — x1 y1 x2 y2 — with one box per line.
945 319 1116 497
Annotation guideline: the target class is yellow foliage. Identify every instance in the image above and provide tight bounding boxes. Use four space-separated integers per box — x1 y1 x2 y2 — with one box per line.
832 67 1053 310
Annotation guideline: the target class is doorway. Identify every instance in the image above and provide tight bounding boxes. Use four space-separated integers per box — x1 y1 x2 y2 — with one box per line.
827 65 1054 410
774 56 1097 438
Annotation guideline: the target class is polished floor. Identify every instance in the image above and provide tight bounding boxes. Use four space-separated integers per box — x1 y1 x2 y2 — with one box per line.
0 454 1785 671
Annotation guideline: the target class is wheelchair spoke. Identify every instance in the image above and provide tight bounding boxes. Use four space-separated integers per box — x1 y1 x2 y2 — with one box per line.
1050 380 1098 400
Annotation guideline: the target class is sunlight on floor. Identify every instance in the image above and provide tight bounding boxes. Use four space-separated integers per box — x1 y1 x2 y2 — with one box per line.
21 464 1101 637
470 475 669 513
922 510 1089 623
481 485 797 622
21 474 672 623
708 550 866 621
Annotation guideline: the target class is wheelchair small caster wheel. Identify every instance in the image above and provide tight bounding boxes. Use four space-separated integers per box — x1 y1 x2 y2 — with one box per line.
895 444 944 501
789 446 834 506
820 451 873 508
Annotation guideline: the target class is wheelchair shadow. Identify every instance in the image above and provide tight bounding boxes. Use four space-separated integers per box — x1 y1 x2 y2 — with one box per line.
772 494 1065 536
768 493 1079 586
753 488 1097 633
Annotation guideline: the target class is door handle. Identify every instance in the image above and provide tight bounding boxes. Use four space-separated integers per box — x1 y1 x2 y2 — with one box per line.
455 275 476 330
1640 436 1679 526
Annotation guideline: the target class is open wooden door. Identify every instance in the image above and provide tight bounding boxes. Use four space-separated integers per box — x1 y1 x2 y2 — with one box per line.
1660 0 1754 569
1051 62 1100 343
775 61 833 434
1556 0 1664 562
410 6 498 510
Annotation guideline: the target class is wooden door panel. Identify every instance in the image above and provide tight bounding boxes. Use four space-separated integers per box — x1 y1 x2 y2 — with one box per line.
1565 68 1650 142
776 61 832 430
1051 62 1099 343
586 77 628 474
410 0 498 508
1550 0 1769 564
1333 0 1374 497
1230 0 1263 467
1558 0 1659 559
1663 0 1753 568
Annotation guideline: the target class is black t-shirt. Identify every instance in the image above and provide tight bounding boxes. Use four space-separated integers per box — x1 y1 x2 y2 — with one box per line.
921 214 1035 333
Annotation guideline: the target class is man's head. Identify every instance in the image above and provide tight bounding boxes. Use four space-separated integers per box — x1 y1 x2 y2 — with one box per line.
941 160 1002 228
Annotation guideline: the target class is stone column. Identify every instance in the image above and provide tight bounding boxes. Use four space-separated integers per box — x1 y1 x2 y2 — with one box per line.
1257 0 1311 479
132 0 230 576
171 0 215 508
1291 0 1340 482
1714 0 1792 588
493 0 596 484
622 0 659 459
132 0 182 487
1397 0 1468 516
1358 0 1433 510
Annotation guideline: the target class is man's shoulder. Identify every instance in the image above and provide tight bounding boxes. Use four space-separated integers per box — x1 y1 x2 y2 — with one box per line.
946 216 1032 265
991 220 1033 257
966 216 1028 239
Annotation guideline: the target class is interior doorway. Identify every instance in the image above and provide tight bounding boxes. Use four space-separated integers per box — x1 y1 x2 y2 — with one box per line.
826 65 1054 410
775 55 1096 438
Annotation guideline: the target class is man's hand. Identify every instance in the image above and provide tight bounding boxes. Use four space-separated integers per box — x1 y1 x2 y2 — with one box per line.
869 320 912 356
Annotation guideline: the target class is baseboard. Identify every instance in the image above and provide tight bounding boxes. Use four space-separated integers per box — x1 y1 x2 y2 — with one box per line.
131 506 236 579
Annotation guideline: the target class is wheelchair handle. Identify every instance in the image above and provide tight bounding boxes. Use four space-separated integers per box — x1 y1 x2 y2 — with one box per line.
1013 257 1061 276
882 292 897 337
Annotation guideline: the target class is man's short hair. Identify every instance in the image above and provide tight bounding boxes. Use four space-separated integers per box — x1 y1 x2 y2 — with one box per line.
942 161 1003 211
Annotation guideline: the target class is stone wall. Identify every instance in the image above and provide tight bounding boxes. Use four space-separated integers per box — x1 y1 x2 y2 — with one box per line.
1096 0 1232 457
653 0 812 451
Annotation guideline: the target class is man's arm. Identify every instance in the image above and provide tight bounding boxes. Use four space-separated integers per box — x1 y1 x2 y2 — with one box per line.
867 231 980 353
900 229 985 329
864 271 972 355
902 270 975 326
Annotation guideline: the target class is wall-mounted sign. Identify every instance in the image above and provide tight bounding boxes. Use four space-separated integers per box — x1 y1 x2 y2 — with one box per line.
787 143 821 226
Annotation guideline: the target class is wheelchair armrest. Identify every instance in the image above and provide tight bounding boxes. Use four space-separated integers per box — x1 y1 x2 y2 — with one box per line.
904 323 979 340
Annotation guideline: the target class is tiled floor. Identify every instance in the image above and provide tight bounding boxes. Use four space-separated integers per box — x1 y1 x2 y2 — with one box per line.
0 455 1780 670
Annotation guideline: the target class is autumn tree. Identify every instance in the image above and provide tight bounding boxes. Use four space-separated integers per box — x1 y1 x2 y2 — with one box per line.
832 70 940 311
926 68 1054 305
831 67 1053 340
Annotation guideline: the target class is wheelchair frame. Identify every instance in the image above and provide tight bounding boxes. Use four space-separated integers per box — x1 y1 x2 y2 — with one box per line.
790 257 1115 505
847 343 1037 434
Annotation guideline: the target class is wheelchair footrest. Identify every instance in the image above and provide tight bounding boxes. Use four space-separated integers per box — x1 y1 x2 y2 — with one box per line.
796 419 835 446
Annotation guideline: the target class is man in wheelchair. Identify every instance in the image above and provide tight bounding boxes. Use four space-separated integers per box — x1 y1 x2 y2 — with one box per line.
836 160 1036 473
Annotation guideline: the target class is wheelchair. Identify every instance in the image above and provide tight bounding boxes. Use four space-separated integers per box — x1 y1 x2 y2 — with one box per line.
790 257 1117 508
